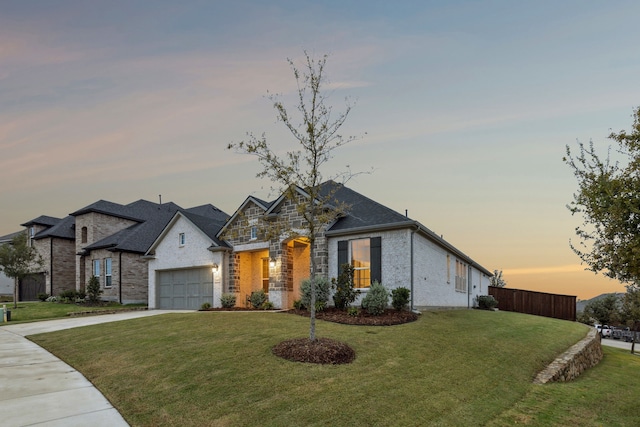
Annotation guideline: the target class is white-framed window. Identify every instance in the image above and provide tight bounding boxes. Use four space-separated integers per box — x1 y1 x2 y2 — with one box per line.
29 226 35 238
455 260 467 293
250 226 258 240
446 254 451 284
179 233 186 246
105 258 112 287
350 239 371 288
93 259 101 278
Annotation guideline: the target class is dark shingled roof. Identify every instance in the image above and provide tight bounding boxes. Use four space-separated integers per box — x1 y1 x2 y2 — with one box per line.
0 230 25 244
318 181 412 232
82 201 181 253
181 210 230 248
34 216 76 240
21 215 62 228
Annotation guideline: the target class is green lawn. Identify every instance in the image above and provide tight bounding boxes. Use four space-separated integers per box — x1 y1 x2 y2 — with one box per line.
28 310 637 426
4 301 147 323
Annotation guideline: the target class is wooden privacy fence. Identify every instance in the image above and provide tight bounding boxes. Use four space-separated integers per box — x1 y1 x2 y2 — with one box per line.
488 286 576 322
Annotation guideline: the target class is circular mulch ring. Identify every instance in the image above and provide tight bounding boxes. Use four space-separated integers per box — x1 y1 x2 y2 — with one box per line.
272 337 356 364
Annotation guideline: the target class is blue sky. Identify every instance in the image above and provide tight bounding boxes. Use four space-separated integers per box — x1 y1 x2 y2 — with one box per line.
2 1 639 298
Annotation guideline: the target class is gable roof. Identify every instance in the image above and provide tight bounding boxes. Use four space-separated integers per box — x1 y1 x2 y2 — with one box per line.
216 196 273 239
34 216 76 240
146 209 231 256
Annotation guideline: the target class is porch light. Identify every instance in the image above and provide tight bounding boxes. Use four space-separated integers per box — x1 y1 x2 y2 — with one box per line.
212 263 219 273
269 258 276 268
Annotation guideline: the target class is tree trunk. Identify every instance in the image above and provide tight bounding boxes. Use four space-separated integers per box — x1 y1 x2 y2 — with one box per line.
13 277 18 309
309 237 317 341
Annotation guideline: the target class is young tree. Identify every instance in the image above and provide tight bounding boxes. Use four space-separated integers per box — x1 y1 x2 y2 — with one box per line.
0 232 44 309
229 52 361 341
489 270 507 287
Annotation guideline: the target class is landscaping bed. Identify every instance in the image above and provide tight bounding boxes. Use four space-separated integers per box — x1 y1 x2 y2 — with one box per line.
287 307 419 326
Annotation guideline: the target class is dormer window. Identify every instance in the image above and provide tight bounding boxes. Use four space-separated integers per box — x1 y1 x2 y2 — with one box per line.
179 233 186 246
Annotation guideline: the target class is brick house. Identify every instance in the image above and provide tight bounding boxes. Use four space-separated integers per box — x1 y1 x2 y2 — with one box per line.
20 200 228 303
148 181 492 310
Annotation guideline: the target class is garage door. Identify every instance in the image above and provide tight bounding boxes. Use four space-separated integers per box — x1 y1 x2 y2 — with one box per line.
158 268 213 310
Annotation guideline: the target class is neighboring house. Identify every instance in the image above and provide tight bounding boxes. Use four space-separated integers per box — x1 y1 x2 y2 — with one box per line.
20 199 229 304
0 231 24 297
148 181 492 310
21 216 76 300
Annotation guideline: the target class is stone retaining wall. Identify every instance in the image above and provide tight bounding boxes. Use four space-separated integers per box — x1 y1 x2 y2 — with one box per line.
533 328 602 384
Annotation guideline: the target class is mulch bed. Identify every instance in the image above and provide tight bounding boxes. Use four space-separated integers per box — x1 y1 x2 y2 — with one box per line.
272 337 356 365
287 307 419 326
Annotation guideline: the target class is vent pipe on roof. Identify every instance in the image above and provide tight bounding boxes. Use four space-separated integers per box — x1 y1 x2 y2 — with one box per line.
159 194 162 207
405 209 408 217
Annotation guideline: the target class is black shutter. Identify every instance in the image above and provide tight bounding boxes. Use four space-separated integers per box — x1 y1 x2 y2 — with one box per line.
370 237 382 284
338 240 348 272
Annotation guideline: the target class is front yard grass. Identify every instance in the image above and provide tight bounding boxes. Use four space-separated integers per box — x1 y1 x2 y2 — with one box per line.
28 309 602 426
4 301 147 323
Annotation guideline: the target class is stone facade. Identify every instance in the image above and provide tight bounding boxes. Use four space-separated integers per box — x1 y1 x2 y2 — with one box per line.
533 328 603 384
223 195 321 308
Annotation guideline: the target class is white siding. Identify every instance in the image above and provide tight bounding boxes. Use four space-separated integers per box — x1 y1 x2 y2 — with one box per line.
148 215 224 308
328 228 491 309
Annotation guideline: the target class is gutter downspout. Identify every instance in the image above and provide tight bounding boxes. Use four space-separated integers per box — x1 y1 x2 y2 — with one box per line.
410 225 420 313
467 264 472 308
50 239 54 296
119 252 122 304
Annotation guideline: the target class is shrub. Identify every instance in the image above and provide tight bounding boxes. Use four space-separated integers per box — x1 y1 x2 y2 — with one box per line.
37 292 50 302
249 290 267 309
46 296 58 302
293 299 303 310
347 306 359 317
220 293 237 308
361 281 389 315
391 287 411 311
300 276 331 311
262 301 274 310
201 302 212 310
77 290 86 300
86 276 102 303
476 295 498 310
332 263 359 310
58 289 77 303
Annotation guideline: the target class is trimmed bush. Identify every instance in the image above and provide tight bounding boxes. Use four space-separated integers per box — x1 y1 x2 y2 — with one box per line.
300 276 331 311
37 292 50 302
86 276 102 303
250 290 267 309
220 293 237 308
262 301 274 310
476 295 498 310
391 287 411 311
332 263 359 310
361 281 389 315
201 302 212 310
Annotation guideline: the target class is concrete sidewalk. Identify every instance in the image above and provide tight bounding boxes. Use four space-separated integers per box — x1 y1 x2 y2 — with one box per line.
0 310 190 426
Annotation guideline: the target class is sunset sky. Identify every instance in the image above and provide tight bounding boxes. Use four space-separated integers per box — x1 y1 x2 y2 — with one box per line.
2 1 638 300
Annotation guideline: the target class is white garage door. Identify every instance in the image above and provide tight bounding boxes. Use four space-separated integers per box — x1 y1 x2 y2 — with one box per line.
158 268 213 310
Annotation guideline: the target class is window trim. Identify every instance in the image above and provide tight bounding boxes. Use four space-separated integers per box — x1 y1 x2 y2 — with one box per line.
179 232 186 247
105 258 112 287
93 259 101 278
455 259 467 293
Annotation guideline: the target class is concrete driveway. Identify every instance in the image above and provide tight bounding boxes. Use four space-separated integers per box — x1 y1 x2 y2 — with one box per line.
0 310 190 426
